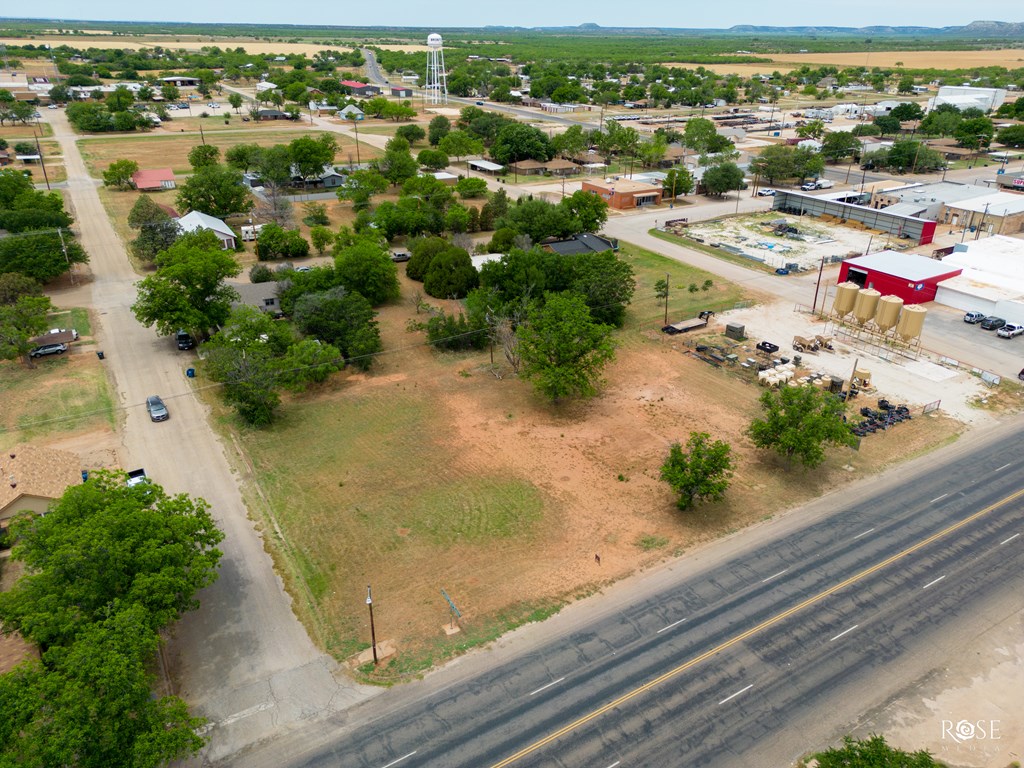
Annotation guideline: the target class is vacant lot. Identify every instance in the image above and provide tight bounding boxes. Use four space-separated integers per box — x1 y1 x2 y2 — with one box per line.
210 242 961 682
78 128 376 177
0 309 116 451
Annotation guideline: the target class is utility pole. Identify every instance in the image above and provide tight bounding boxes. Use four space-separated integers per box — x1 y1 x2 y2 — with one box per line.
812 255 826 315
366 585 378 665
57 227 74 285
34 134 50 191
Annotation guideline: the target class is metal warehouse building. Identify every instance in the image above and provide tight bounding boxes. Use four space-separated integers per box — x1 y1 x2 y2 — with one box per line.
773 191 937 245
837 251 962 304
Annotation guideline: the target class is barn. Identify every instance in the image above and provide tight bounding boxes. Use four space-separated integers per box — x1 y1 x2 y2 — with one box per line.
837 251 962 304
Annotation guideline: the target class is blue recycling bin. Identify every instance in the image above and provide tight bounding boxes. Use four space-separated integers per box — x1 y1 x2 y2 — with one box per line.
186 367 196 378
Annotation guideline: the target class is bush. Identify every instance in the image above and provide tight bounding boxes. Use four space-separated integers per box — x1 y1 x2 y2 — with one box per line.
423 247 479 299
256 224 310 260
249 263 274 283
426 310 487 351
406 236 450 282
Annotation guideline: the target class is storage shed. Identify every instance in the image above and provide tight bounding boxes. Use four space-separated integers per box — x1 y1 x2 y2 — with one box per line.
837 251 962 304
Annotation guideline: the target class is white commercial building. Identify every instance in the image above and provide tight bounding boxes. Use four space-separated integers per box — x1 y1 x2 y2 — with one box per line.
934 235 1024 320
928 86 1007 113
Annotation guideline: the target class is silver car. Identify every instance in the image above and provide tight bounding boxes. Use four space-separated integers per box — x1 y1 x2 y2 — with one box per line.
146 395 169 422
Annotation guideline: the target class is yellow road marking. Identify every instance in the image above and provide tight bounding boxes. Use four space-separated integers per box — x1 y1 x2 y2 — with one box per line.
490 487 1024 767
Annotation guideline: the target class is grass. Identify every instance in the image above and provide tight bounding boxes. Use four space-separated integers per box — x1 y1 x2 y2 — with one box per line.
635 534 670 551
78 128 378 177
0 122 53 141
0 357 115 447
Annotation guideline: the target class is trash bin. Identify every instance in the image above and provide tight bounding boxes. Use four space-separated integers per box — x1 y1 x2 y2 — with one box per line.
81 470 89 482
96 350 105 360
186 368 196 378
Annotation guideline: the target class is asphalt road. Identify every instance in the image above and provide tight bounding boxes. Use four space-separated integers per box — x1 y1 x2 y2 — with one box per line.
234 422 1022 768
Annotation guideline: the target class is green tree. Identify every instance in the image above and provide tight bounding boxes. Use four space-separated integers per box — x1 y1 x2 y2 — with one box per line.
417 148 450 171
160 84 180 102
873 114 901 137
310 225 334 255
0 232 88 283
423 246 479 299
814 735 942 768
224 142 263 172
176 164 252 219
228 92 243 113
954 116 994 149
795 119 827 140
127 195 180 263
0 272 42 305
568 250 635 327
292 287 380 368
455 176 489 199
701 161 744 196
561 189 609 233
131 234 241 338
276 339 344 391
105 84 135 112
551 124 588 159
492 122 553 167
890 102 924 122
662 167 695 199
0 294 52 367
187 144 221 170
257 224 310 260
289 133 338 186
336 169 388 211
996 125 1024 148
373 136 419 187
660 432 734 510
0 471 223 648
334 239 400 305
438 129 484 170
517 292 616 403
747 385 857 468
821 131 862 163
102 158 139 189
217 347 281 427
395 124 426 145
428 115 451 146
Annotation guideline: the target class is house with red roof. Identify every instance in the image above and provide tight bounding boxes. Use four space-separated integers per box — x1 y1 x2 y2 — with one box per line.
131 168 176 192
340 80 382 97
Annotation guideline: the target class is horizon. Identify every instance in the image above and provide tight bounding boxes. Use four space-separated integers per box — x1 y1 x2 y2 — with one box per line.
3 7 1023 32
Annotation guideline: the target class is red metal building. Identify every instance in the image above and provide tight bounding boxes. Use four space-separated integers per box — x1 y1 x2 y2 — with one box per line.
838 251 962 303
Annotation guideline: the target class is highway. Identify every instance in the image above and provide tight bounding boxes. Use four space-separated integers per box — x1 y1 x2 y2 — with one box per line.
236 423 1023 768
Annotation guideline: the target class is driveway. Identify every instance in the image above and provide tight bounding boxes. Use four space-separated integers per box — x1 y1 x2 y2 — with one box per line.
43 110 377 763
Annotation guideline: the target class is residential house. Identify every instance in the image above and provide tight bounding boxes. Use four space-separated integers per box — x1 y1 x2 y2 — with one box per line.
176 211 237 249
340 80 381 97
256 108 291 121
309 100 339 116
338 104 364 121
545 233 618 256
232 281 282 317
0 148 10 167
291 164 347 189
0 444 81 530
131 168 176 192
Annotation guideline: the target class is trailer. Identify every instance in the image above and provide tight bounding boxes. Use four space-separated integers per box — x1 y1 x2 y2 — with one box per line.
662 310 715 335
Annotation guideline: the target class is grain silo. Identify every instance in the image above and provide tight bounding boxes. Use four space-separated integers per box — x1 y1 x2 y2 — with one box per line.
832 282 860 318
852 288 881 326
873 295 904 333
895 304 927 341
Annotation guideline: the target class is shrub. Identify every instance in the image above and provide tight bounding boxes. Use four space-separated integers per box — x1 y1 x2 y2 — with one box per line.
249 263 274 283
426 310 487 351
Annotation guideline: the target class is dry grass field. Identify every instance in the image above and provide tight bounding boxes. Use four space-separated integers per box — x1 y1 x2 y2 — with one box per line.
208 243 962 682
78 128 376 177
0 37 423 56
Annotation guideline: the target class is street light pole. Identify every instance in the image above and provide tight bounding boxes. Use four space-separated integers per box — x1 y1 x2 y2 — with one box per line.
366 585 378 665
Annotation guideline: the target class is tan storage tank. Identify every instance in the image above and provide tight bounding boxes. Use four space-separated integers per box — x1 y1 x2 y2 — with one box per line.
896 304 927 340
874 295 904 332
832 281 860 317
852 288 881 325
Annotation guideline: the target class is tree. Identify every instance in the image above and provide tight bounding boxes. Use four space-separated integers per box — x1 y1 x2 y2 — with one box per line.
102 158 139 190
228 92 243 113
492 123 553 166
396 124 426 145
438 129 483 169
105 84 135 112
747 385 857 468
561 189 609 233
682 117 720 153
225 142 263 172
131 234 241 338
660 432 734 510
310 225 334 255
373 136 419 187
662 167 695 199
568 250 635 327
455 176 489 199
814 735 942 768
127 195 180 263
257 224 309 260
292 287 380 368
423 246 479 299
517 292 616 403
701 162 744 196
996 125 1024 148
176 163 252 219
334 239 400 305
821 131 862 163
873 114 901 137
954 116 994 149
216 347 281 427
187 144 221 170
0 294 52 367
0 471 223 648
277 339 344 391
551 124 588 160
890 102 924 122
0 272 41 305
290 133 337 186
160 84 180 102
417 148 450 171
0 232 88 283
795 119 827 140
428 115 451 146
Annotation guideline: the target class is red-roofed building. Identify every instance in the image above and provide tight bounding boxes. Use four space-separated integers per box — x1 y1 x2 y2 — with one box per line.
340 80 382 97
131 168 176 192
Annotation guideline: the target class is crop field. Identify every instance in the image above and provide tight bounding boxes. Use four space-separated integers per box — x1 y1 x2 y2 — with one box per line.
216 243 962 680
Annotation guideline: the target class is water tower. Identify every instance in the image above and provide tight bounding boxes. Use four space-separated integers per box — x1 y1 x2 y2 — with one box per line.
425 33 448 105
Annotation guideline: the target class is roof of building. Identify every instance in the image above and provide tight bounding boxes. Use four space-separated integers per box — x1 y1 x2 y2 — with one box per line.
341 80 377 89
946 191 1024 216
843 250 963 282
547 233 617 256
585 178 661 194
177 210 235 239
945 235 1024 279
0 443 81 518
510 159 546 170
468 159 503 172
880 181 992 206
131 168 175 189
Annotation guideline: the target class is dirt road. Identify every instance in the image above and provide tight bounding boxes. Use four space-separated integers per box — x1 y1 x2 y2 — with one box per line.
44 110 377 763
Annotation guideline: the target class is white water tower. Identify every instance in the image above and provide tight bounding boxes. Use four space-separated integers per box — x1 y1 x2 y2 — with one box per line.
425 33 448 105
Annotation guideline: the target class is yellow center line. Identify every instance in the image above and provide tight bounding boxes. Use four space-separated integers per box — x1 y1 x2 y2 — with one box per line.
489 487 1024 768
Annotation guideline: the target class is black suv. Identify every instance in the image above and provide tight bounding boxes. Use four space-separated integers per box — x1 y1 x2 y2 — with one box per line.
176 330 195 350
980 316 1006 330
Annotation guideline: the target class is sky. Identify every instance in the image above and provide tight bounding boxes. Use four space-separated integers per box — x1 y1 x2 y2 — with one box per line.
9 3 1023 30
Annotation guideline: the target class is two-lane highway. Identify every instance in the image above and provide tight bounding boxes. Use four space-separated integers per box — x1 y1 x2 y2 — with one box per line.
232 422 1022 767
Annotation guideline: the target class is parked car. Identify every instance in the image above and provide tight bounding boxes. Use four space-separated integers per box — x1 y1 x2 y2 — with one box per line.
48 104 59 110
146 395 169 422
176 330 195 350
390 251 411 262
29 342 67 358
757 188 776 196
980 316 1006 330
475 101 484 106
963 311 986 324
800 182 818 191
997 323 1024 338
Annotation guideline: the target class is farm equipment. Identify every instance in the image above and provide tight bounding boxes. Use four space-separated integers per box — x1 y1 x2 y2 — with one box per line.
755 340 780 356
850 400 912 437
792 335 820 353
814 335 835 351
